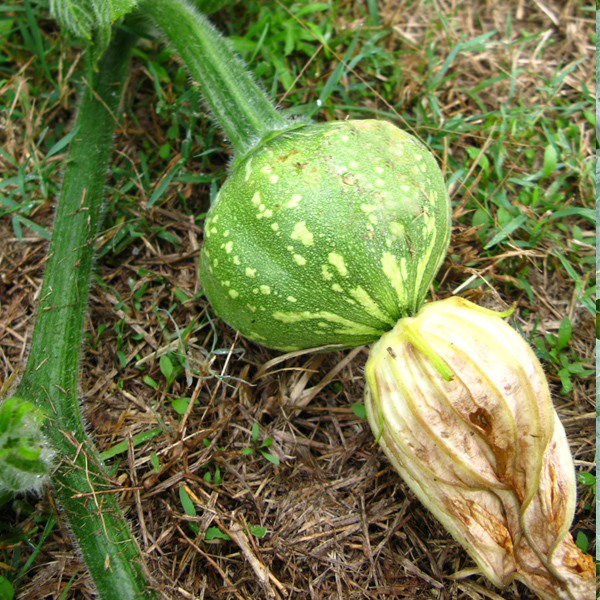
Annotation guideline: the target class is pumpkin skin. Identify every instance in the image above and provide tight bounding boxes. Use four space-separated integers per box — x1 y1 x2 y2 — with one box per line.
199 119 451 351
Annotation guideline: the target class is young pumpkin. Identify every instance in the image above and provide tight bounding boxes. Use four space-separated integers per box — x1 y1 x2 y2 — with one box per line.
199 120 450 351
146 0 451 351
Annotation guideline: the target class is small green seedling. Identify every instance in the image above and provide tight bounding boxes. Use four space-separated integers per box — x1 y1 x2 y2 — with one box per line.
532 317 594 394
351 403 367 419
178 485 199 535
241 423 280 465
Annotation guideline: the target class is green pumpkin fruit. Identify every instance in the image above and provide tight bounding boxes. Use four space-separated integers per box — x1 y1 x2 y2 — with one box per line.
199 119 451 351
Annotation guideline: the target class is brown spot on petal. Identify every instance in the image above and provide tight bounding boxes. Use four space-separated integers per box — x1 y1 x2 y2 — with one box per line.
469 407 492 434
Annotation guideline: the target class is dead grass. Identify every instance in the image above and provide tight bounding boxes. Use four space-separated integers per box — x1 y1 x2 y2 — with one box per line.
0 0 595 598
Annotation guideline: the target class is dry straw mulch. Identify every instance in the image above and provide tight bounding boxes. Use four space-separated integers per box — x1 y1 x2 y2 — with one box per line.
0 0 595 598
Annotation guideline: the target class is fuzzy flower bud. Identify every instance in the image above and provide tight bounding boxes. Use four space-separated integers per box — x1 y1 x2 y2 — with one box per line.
364 297 594 600
0 396 54 494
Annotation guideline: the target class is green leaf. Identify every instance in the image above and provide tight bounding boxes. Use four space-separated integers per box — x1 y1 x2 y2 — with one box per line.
143 375 158 388
555 318 572 351
148 162 181 207
540 144 558 180
150 452 160 472
171 397 192 415
12 214 51 241
316 27 361 109
249 526 267 538
159 354 174 380
351 403 367 419
259 450 280 465
251 422 259 443
99 427 162 460
548 207 595 224
43 126 80 162
557 368 572 394
205 526 230 540
484 214 528 249
577 472 595 486
574 530 588 554
178 485 196 517
0 575 14 600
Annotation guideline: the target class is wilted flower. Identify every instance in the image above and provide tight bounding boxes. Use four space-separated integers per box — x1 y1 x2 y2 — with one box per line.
364 296 594 600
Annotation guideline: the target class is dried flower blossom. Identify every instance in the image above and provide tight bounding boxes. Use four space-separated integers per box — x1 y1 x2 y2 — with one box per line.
364 297 594 600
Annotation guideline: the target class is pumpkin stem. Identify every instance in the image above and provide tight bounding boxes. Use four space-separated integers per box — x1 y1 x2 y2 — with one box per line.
144 0 293 159
11 26 159 599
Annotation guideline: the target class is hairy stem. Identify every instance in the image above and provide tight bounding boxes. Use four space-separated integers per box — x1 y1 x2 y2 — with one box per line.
143 0 292 158
11 26 158 600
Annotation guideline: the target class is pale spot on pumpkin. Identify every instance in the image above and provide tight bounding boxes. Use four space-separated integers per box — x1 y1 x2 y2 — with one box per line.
247 304 257 312
400 257 409 278
421 163 427 172
260 285 271 295
414 153 423 161
261 165 273 173
293 254 306 266
349 160 359 168
374 166 384 174
341 135 349 142
361 204 375 213
210 227 217 234
225 241 233 254
212 258 219 267
321 265 333 281
245 267 256 278
369 215 378 224
244 157 253 181
349 286 395 326
269 174 279 184
331 283 343 292
400 185 410 191
287 296 297 303
382 251 407 305
233 255 241 265
223 230 229 237
375 178 384 186
221 280 230 287
271 222 279 231
252 288 259 294
229 289 239 299
271 310 382 337
264 209 273 218
286 245 294 252
390 222 405 239
251 191 261 205
290 221 314 246
287 194 301 208
328 252 348 276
